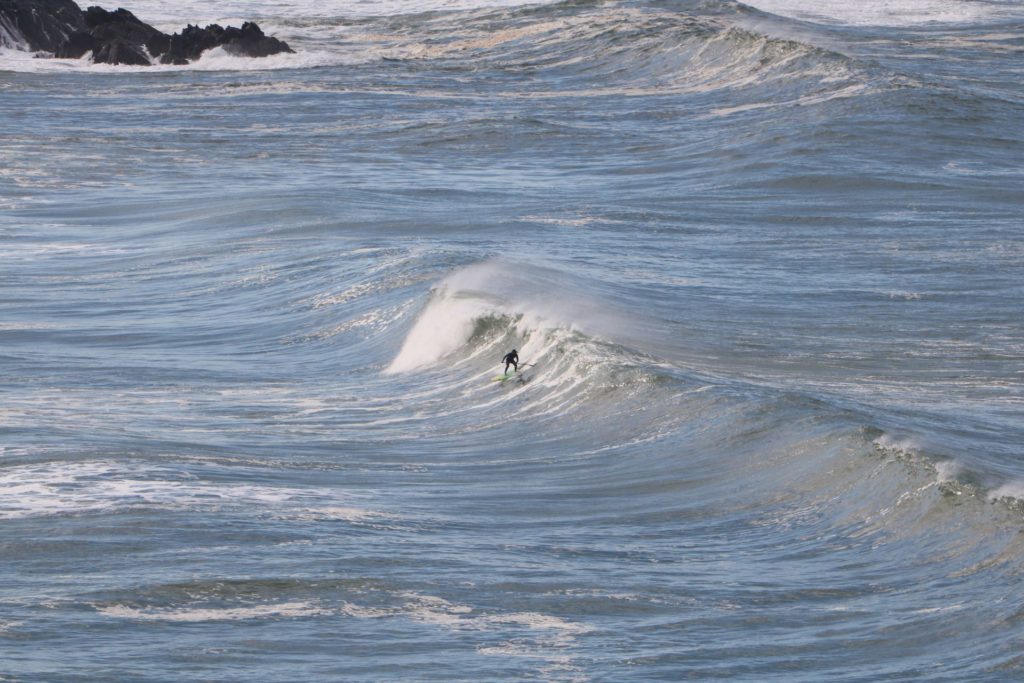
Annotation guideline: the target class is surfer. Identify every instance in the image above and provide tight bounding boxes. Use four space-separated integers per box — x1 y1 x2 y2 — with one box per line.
502 349 519 374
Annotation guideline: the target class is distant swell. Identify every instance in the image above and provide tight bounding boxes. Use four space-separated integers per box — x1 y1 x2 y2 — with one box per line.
3 0 877 104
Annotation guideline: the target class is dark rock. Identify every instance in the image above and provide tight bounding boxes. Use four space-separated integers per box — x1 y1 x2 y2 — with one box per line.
3 0 293 66
160 21 291 65
83 5 166 57
222 21 294 58
92 36 148 65
0 0 85 52
53 28 92 57
160 22 223 65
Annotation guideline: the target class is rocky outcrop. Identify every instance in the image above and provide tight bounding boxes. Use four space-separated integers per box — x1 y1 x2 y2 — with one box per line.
85 7 168 59
91 35 149 65
53 29 91 57
160 22 292 65
0 0 85 51
0 0 293 65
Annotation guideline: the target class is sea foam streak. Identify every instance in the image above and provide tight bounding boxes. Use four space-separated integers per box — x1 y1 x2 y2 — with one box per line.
0 461 386 521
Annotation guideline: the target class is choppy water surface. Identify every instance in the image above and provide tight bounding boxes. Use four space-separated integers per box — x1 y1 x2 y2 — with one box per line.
2 0 1023 680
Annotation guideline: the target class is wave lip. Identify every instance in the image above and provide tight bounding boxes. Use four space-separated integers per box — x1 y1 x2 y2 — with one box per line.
385 260 638 374
745 0 1014 26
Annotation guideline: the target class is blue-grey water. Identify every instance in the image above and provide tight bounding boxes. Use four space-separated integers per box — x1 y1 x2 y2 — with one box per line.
2 0 1023 680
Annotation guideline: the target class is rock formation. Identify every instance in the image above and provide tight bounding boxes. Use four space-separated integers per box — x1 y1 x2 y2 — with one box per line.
160 22 292 65
0 0 86 52
0 0 293 65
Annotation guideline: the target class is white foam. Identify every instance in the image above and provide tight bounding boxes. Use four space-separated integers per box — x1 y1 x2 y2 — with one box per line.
934 460 962 484
910 603 967 615
182 45 341 71
0 460 386 521
874 433 924 454
708 83 871 118
484 611 592 634
402 592 476 627
0 13 28 50
338 590 592 636
339 602 397 619
0 322 61 330
98 601 329 622
385 290 500 373
521 214 607 228
0 620 22 634
337 590 591 674
886 291 924 301
988 480 1024 503
98 587 594 676
0 44 344 74
286 506 393 523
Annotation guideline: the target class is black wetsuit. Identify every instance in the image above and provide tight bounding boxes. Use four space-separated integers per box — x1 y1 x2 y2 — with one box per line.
502 351 519 374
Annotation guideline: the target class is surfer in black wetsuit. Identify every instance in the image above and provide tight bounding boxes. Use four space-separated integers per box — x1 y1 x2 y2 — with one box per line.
502 349 519 374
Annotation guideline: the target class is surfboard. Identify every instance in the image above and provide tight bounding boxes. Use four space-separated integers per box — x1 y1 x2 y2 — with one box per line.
492 363 531 383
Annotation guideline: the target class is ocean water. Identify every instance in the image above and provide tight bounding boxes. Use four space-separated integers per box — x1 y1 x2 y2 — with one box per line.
2 0 1023 680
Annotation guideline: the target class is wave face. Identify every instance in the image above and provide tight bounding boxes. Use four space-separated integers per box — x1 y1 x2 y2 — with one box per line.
2 0 1023 680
